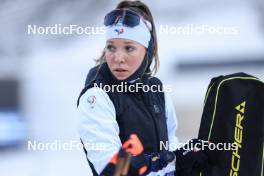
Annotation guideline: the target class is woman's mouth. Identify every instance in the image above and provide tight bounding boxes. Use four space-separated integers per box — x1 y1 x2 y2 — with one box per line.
113 68 128 78
114 68 128 72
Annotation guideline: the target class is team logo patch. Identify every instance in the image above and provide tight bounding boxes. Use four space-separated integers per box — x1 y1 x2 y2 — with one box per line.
114 27 124 35
87 96 96 108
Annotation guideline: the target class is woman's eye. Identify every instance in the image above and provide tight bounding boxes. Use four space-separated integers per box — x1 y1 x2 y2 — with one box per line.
126 46 135 52
106 45 115 52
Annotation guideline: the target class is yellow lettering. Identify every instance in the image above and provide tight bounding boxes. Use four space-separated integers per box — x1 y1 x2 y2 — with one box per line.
234 126 242 144
232 141 241 159
230 101 246 175
231 153 240 172
236 113 244 129
230 169 234 176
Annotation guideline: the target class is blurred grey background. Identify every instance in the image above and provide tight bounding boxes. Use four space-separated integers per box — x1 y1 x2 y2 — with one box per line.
0 0 264 175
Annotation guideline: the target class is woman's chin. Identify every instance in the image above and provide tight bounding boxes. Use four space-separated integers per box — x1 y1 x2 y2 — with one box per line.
113 72 130 80
115 75 128 80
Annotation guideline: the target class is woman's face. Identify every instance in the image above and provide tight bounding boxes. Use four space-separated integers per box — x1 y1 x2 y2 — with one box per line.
105 38 146 80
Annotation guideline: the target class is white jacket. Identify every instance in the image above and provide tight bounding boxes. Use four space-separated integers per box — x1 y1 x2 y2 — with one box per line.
77 87 179 175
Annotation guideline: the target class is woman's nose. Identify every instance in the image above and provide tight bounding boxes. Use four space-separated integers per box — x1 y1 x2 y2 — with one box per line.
114 51 125 63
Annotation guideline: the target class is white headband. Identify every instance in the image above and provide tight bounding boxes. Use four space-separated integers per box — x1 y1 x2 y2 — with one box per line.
105 18 151 48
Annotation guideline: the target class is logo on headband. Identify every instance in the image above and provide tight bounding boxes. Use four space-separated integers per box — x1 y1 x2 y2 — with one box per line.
114 27 124 35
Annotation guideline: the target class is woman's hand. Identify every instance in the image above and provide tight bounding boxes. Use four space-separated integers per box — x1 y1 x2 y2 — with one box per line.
100 134 177 176
100 134 148 176
143 151 175 173
173 139 216 176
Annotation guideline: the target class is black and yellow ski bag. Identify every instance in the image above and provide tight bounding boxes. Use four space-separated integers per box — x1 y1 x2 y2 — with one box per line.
197 72 264 176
